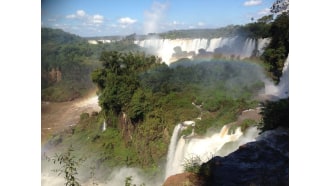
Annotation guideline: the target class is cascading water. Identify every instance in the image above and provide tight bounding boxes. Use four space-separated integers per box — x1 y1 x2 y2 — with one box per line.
257 38 271 55
164 124 260 180
165 124 183 178
241 38 256 58
102 120 106 132
276 56 289 98
263 56 289 99
134 37 270 64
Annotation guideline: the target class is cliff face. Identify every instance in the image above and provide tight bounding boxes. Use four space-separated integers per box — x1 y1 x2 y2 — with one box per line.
49 67 62 83
200 127 289 186
118 112 135 145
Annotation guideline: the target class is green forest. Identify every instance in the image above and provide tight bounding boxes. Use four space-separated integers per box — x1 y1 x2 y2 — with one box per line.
41 28 141 101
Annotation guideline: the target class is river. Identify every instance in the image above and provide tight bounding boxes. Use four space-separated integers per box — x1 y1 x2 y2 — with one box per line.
41 90 101 144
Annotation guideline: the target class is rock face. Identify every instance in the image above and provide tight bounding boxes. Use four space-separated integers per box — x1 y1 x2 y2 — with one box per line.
162 172 205 186
119 112 134 145
49 67 62 83
200 127 288 186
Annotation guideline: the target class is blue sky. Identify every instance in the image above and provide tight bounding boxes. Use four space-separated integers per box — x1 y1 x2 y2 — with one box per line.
42 0 274 37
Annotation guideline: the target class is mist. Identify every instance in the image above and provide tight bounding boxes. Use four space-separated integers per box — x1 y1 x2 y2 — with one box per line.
143 2 169 34
261 56 289 100
42 157 165 186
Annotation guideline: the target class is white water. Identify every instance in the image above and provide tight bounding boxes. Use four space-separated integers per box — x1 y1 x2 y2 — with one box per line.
263 56 289 99
257 38 271 55
102 120 107 132
164 124 259 179
165 124 183 178
134 37 270 64
276 56 289 98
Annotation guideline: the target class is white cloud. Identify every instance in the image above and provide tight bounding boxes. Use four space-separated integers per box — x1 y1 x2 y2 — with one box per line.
197 22 205 26
66 14 76 19
171 21 184 26
66 10 86 19
258 8 270 15
65 10 104 25
93 14 104 24
118 17 137 25
76 10 86 17
244 0 262 6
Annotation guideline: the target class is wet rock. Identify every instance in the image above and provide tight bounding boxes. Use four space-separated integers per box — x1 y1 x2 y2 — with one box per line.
200 127 288 186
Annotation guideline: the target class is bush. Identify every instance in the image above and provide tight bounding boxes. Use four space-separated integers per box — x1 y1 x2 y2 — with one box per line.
183 155 203 174
260 98 289 132
45 145 85 186
80 113 90 120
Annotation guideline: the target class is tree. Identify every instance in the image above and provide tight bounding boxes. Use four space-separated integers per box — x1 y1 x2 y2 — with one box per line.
259 98 289 132
257 15 273 24
92 51 160 118
128 88 146 123
261 12 288 83
270 0 289 14
45 145 85 186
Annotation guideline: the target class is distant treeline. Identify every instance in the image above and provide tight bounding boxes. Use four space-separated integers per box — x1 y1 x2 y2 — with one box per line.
41 27 142 101
41 9 288 101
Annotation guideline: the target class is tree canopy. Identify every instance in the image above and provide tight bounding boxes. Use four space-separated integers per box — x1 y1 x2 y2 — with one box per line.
91 51 161 116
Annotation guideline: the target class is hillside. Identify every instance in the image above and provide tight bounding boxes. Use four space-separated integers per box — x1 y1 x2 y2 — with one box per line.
41 27 142 101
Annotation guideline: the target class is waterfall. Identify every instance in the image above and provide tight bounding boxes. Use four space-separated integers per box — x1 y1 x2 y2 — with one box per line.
257 38 271 55
164 124 259 180
276 56 289 98
102 120 106 132
135 37 270 64
241 38 256 58
165 124 183 178
263 56 289 99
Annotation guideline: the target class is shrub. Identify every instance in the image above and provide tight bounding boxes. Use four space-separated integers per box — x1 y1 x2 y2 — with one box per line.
260 98 289 132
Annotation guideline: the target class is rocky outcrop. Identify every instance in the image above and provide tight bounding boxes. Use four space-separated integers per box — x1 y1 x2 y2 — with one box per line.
49 67 62 83
163 172 205 186
119 112 134 145
200 127 288 186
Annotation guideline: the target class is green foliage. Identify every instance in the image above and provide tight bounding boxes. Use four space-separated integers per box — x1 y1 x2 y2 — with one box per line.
241 22 271 39
41 27 142 101
158 25 242 39
260 98 289 132
45 58 264 177
128 88 147 122
80 113 90 121
41 28 82 45
125 176 133 186
46 145 85 186
257 15 274 24
125 176 146 186
261 12 289 83
240 119 258 131
183 155 203 174
92 51 161 115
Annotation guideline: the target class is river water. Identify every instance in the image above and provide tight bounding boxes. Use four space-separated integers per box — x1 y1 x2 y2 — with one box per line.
41 90 101 144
